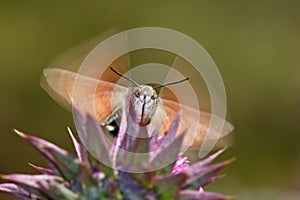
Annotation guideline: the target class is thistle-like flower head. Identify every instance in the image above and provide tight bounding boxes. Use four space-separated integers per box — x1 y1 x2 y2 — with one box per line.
0 105 232 200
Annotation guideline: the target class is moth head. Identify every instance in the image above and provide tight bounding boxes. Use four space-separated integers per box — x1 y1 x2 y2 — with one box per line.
129 85 159 126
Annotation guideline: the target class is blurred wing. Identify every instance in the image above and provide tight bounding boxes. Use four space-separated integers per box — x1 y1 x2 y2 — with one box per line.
47 28 131 76
156 99 234 149
41 68 128 122
82 91 128 123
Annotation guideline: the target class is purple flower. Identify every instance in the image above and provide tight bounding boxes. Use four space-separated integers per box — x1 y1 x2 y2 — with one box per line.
0 106 232 199
172 153 190 174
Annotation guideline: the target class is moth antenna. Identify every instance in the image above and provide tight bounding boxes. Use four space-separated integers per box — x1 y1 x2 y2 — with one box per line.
109 66 139 87
154 77 189 89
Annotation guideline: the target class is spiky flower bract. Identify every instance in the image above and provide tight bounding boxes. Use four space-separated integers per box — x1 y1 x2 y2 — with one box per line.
0 105 232 200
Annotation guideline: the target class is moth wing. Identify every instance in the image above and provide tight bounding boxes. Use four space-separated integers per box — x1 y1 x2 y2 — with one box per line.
81 91 127 123
157 99 234 149
41 68 128 121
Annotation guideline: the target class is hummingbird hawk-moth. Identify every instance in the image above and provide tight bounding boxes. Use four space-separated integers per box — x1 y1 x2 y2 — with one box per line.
41 67 233 149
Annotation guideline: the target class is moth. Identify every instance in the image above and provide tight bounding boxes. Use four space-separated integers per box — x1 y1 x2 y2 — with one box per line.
41 67 233 149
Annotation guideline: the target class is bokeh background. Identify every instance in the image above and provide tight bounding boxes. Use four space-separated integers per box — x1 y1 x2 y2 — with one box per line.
1 1 300 199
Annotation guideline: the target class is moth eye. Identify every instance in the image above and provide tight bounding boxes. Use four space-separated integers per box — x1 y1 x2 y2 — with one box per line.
151 95 156 100
135 92 140 98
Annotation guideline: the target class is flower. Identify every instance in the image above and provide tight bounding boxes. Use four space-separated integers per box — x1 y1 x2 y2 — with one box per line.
0 105 232 199
172 154 190 175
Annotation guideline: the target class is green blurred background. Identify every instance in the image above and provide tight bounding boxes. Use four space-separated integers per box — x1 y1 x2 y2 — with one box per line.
1 0 300 199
